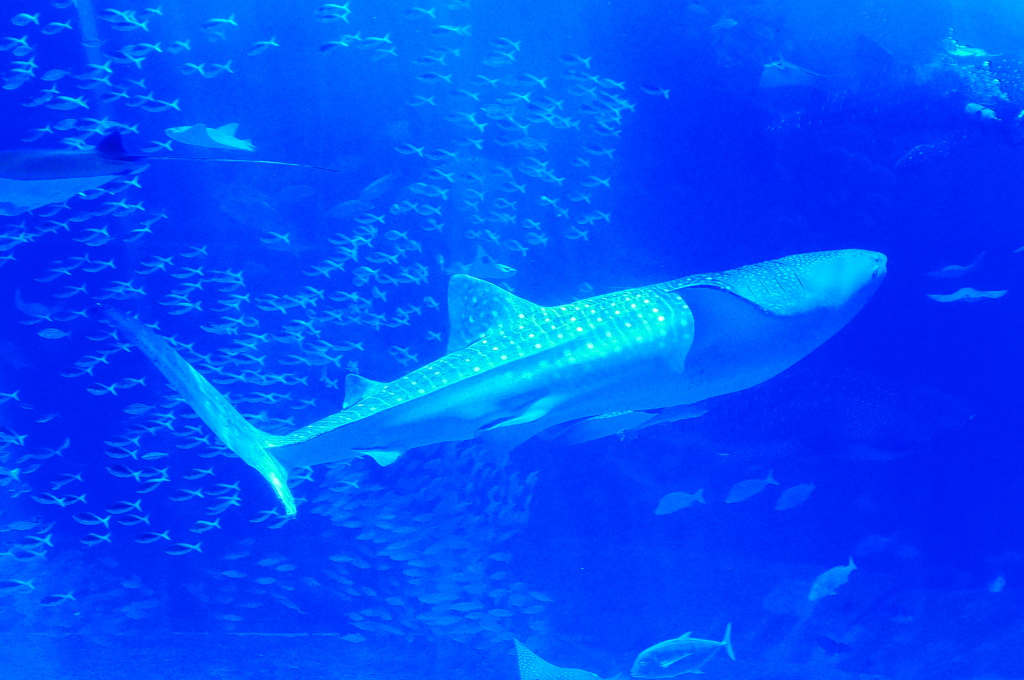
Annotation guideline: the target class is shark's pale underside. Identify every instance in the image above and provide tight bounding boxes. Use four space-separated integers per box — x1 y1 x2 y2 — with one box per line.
107 249 887 516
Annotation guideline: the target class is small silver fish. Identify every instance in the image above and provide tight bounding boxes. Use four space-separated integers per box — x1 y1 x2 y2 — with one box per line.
246 37 279 56
38 328 70 340
631 623 735 677
775 482 815 510
11 13 40 26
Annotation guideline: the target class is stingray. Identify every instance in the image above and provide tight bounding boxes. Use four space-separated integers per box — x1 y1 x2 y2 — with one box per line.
514 639 608 680
927 252 984 278
0 132 144 216
927 287 1006 302
0 131 357 217
759 59 826 89
165 123 256 151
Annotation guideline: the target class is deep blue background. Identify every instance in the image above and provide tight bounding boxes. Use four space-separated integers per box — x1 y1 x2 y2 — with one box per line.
2 0 1023 678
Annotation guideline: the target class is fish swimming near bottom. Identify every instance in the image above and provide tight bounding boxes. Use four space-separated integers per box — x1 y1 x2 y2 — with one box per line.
106 249 887 516
774 482 815 510
725 470 778 503
808 556 857 601
655 489 705 515
816 635 852 656
630 623 735 677
0 132 144 216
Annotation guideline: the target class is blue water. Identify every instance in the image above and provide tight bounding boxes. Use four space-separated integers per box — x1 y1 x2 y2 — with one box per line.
1 0 1023 678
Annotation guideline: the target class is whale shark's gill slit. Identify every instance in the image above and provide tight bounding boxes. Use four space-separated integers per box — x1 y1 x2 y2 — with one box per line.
793 269 807 294
767 268 790 301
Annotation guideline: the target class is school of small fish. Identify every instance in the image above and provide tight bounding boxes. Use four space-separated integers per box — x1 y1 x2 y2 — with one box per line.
0 2 1017 677
0 0 676 656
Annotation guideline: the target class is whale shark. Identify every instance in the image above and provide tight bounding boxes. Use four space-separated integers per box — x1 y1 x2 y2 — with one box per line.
0 132 144 216
106 249 887 516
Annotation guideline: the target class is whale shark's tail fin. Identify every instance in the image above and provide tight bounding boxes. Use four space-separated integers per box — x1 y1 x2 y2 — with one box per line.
104 308 296 516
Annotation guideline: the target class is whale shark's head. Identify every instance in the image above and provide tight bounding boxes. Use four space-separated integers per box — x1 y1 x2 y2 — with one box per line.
776 248 887 317
666 248 887 319
670 248 888 405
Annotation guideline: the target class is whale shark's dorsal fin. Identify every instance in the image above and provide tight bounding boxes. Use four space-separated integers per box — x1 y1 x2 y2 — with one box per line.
218 122 240 136
343 374 385 409
446 275 541 353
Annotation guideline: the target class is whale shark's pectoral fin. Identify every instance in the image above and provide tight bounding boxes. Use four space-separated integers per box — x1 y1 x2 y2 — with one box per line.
446 274 543 352
471 395 561 455
545 411 659 445
639 403 708 429
478 396 560 431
